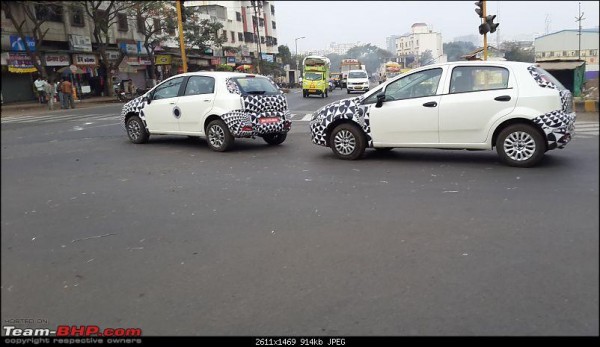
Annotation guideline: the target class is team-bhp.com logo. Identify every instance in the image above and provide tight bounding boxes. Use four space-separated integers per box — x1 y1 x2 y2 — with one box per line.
3 325 142 337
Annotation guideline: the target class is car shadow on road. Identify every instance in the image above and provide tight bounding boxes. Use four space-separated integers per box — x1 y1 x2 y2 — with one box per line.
139 136 290 153
312 148 574 169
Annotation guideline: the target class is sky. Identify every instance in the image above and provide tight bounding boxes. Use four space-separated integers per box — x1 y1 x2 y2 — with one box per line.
274 1 600 53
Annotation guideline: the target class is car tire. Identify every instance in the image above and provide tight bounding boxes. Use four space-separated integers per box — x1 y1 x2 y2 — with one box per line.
347 88 350 94
496 124 545 167
330 123 366 160
325 90 328 98
263 133 287 145
206 119 234 152
126 115 149 144
321 92 325 98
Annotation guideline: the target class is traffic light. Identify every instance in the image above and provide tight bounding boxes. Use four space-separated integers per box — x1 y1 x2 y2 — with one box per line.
479 22 490 35
486 14 499 33
474 1 484 18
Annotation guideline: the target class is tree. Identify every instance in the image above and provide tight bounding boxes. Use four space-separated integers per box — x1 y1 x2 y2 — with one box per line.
180 6 226 56
216 64 233 71
278 45 293 67
1 1 62 79
128 1 175 82
443 41 477 62
418 50 434 66
345 44 394 74
78 0 138 96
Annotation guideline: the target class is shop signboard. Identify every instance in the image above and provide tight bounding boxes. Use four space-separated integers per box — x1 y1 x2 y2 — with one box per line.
155 55 172 65
7 52 38 73
138 57 152 65
119 43 138 55
261 53 273 63
69 35 92 52
73 54 97 65
44 53 70 66
9 35 36 52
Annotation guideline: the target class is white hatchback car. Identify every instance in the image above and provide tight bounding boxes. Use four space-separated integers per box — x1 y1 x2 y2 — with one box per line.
309 61 576 167
121 72 291 151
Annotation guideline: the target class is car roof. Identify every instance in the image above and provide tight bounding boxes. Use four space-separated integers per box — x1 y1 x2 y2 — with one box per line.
171 71 269 79
416 60 533 70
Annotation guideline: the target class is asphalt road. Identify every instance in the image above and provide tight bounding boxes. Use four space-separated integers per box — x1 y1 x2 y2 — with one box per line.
1 92 598 336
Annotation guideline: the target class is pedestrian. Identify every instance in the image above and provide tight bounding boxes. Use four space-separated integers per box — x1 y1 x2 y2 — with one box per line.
61 77 74 109
34 77 46 104
44 80 57 111
128 79 136 96
56 79 64 109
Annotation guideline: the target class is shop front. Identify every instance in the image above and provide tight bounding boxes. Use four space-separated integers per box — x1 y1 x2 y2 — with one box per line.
154 54 173 81
71 53 100 98
1 52 38 103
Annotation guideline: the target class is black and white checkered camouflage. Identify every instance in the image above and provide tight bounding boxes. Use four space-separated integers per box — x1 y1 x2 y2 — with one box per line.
309 95 373 147
120 95 148 131
528 65 576 149
121 78 290 138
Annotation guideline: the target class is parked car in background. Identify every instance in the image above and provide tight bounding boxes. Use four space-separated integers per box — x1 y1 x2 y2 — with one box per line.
309 61 576 167
121 72 291 151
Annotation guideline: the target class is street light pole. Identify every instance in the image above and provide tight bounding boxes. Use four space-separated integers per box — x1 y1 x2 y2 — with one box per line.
295 36 305 70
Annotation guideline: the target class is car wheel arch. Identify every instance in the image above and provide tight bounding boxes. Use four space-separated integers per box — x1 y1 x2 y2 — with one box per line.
325 119 365 147
491 118 547 151
204 114 223 132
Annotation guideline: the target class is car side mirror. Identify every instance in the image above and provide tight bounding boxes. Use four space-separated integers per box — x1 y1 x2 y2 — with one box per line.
375 93 385 108
144 95 152 104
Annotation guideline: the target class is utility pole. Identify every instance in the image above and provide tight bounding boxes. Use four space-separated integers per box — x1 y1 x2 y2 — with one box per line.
250 0 263 74
176 0 188 73
575 2 585 61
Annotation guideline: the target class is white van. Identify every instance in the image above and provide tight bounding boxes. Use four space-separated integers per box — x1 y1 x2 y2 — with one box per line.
346 69 369 94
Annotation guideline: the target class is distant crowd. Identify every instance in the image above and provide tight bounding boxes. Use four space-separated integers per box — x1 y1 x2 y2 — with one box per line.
34 77 75 110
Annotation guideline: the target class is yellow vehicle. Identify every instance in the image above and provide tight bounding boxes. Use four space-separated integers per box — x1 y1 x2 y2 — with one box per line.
302 55 330 98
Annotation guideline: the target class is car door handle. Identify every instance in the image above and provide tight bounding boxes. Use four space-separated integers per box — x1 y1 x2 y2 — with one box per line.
422 101 437 107
203 100 211 102
494 95 511 102
169 102 176 105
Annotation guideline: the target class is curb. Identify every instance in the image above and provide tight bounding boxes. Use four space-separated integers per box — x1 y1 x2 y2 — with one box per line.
574 100 599 113
1 99 122 118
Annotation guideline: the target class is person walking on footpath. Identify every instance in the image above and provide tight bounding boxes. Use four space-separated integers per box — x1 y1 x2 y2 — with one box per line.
56 79 65 109
34 77 46 104
44 80 57 110
61 77 74 109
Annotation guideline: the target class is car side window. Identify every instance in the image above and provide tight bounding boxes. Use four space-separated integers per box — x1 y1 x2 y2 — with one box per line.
450 66 509 94
383 68 442 101
184 76 215 96
152 77 184 100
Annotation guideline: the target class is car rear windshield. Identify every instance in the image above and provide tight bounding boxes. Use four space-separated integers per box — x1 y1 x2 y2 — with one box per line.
232 76 280 95
533 67 567 90
349 71 367 78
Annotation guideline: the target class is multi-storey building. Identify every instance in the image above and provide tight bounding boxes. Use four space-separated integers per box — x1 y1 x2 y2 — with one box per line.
0 0 280 103
328 41 361 55
395 23 445 67
385 35 400 54
534 28 599 79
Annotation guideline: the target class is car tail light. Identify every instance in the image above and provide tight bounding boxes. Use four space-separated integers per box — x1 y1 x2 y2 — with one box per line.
241 125 252 132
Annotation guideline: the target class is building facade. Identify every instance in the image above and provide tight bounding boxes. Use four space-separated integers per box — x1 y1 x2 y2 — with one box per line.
534 28 599 79
395 23 444 67
0 1 280 103
328 41 361 55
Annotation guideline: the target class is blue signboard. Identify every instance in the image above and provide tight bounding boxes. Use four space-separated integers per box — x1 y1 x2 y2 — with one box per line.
261 53 273 63
227 57 236 63
10 35 36 52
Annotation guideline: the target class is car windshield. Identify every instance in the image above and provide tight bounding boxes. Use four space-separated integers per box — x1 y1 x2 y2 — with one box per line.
233 76 280 95
304 72 323 81
349 71 367 78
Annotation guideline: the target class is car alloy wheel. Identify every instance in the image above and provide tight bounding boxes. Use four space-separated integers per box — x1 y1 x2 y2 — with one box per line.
496 124 545 167
206 119 234 152
503 131 536 162
208 124 225 149
334 129 356 155
126 116 149 144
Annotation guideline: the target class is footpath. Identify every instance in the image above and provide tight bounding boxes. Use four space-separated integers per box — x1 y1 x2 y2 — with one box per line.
1 94 598 121
1 96 122 118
